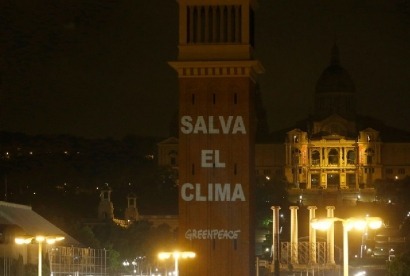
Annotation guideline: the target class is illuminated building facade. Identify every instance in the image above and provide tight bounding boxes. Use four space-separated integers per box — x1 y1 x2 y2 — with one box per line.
160 44 410 207
169 0 263 275
280 45 410 204
283 45 383 191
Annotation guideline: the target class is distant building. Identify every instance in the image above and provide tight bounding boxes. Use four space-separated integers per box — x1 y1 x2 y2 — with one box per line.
158 45 410 206
98 188 114 220
96 187 178 230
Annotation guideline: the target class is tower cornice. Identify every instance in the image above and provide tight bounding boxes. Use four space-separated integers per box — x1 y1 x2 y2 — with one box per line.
169 60 264 81
177 0 259 9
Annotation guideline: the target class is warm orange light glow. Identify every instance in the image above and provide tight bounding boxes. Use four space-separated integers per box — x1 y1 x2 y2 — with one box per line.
311 215 383 276
367 217 383 229
15 237 32 244
15 235 65 276
351 219 366 231
180 251 196 258
15 235 65 245
46 236 65 244
36 236 45 242
158 251 196 260
311 219 332 230
158 252 172 260
311 217 383 232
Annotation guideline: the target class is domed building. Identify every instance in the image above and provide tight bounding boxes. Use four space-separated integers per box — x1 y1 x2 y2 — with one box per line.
314 45 356 121
279 45 410 205
158 45 410 206
285 45 368 192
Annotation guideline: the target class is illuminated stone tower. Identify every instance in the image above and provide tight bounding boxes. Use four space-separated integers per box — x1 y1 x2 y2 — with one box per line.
169 1 263 275
124 193 139 221
98 188 114 220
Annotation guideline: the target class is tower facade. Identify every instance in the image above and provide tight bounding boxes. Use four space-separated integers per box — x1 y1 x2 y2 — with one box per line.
170 0 263 275
124 193 140 221
98 188 114 220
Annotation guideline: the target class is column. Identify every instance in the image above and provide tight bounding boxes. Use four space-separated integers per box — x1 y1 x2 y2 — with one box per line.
219 5 225 42
196 6 202 42
212 6 217 43
271 206 281 276
326 206 336 265
234 5 241 42
342 221 349 276
320 147 324 166
307 206 317 264
227 6 232 42
189 7 195 43
204 7 209 42
290 206 299 265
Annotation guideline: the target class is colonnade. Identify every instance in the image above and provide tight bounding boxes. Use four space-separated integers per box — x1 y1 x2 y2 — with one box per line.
271 205 337 269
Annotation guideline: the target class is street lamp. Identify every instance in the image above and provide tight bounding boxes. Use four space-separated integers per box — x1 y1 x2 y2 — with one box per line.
131 260 137 274
123 259 130 273
158 251 196 276
311 217 382 276
15 235 65 276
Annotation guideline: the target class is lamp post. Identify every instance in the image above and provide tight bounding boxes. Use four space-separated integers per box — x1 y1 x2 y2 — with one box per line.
123 259 130 273
131 260 137 274
15 235 64 276
135 256 146 275
158 251 195 276
311 217 382 276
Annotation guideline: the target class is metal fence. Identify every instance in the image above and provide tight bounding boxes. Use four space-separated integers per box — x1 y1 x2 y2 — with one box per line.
49 246 108 276
280 242 327 265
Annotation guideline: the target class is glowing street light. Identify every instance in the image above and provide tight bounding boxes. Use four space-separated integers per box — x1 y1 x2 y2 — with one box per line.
131 260 137 274
311 217 382 276
122 259 130 272
158 251 196 276
15 235 65 276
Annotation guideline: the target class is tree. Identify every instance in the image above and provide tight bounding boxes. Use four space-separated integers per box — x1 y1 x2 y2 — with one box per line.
388 251 410 275
255 174 289 220
106 247 122 275
75 225 101 248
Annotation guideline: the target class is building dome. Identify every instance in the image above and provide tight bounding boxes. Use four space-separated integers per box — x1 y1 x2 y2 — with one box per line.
315 45 355 94
313 45 356 120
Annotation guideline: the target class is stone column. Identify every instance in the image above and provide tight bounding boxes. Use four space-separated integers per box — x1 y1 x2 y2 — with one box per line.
308 206 317 264
326 206 336 265
290 206 299 265
271 206 281 276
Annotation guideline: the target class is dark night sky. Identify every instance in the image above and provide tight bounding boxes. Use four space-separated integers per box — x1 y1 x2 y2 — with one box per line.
1 0 409 139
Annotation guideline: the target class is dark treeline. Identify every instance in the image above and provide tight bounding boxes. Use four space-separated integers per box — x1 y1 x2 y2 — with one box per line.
0 131 178 226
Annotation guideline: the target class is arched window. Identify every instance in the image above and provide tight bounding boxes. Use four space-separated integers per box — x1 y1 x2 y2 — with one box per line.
292 148 301 165
365 148 374 164
328 148 339 165
311 150 320 165
347 150 356 165
169 150 178 166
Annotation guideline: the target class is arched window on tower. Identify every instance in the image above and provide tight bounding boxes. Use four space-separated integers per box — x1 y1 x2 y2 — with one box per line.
365 148 374 164
292 148 301 165
169 150 178 166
